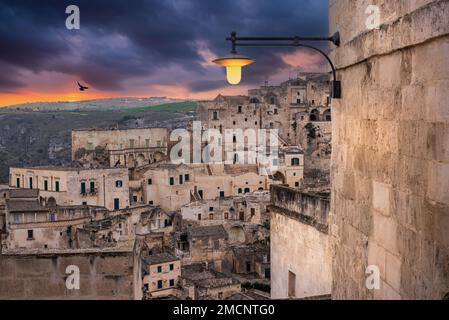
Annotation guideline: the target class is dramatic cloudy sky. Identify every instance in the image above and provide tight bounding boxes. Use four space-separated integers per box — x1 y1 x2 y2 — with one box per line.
0 0 329 106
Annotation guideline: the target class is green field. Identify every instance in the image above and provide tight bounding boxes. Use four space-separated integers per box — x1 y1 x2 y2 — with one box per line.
125 101 197 112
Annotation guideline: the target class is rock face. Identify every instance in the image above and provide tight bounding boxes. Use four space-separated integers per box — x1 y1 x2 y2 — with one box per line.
329 0 449 299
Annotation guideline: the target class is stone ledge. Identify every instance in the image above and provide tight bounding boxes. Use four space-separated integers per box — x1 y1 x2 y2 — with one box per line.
268 205 329 234
332 0 449 70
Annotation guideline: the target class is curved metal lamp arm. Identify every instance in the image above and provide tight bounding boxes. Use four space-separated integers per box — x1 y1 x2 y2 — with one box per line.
226 31 341 99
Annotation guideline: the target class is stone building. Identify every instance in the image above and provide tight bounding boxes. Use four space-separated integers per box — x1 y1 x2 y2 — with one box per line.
174 225 228 270
180 190 271 225
223 244 270 279
134 162 280 211
329 0 449 299
197 73 331 182
142 252 181 298
72 127 169 168
197 74 331 146
181 263 241 300
9 166 130 211
269 185 332 299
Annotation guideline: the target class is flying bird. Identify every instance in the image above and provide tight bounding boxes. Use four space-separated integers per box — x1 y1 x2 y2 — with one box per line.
77 81 89 91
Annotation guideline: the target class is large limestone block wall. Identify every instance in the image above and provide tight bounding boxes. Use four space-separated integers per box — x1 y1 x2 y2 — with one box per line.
329 0 449 299
0 250 135 299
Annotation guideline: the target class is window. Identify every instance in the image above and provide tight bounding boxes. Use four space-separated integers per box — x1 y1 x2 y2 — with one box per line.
82 202 87 205
90 181 95 193
179 175 183 185
129 139 135 148
55 181 60 192
244 188 250 193
209 207 214 212
238 106 242 113
169 177 174 186
157 266 162 273
219 191 225 198
29 177 33 189
198 190 203 199
80 182 86 194
246 262 251 272
213 240 220 250
212 111 219 120
224 212 229 219
133 195 138 203
198 214 202 221
184 174 190 182
310 109 319 121
209 213 214 220
238 188 242 194
44 180 48 191
16 177 20 188
114 198 120 210
147 178 152 185
274 109 278 114
250 208 256 216
27 230 34 240
270 97 275 104
157 280 163 289
169 264 174 271
115 180 123 188
295 182 300 187
169 279 175 287
323 109 331 121
291 158 300 166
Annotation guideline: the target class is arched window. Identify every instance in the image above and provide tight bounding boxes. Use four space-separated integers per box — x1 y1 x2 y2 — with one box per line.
323 109 331 121
310 109 319 121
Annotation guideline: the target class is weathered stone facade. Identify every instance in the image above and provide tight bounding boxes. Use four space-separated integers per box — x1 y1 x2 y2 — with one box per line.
269 185 332 299
0 249 136 299
72 127 169 168
329 0 449 299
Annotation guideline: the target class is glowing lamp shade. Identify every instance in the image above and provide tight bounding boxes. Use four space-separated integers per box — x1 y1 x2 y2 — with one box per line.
213 54 255 85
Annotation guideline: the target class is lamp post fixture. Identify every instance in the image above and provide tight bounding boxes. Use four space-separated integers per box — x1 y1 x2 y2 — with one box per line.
213 31 341 99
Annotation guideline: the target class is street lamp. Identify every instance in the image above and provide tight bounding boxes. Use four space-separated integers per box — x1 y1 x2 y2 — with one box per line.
213 31 341 99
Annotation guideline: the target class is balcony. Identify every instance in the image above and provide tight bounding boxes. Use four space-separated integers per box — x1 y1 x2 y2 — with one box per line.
81 188 98 196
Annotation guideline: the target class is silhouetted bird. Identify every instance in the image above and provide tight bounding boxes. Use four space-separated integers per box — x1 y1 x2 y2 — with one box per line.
77 81 89 91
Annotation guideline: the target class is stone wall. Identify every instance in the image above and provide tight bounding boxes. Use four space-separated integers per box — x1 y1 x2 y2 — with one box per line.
329 0 449 299
0 249 136 299
269 185 332 298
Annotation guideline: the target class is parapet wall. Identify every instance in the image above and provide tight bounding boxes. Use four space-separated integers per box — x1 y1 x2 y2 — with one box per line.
269 185 330 233
0 249 136 299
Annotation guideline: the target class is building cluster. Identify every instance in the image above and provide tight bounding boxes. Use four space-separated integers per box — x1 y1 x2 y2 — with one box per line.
0 72 332 300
